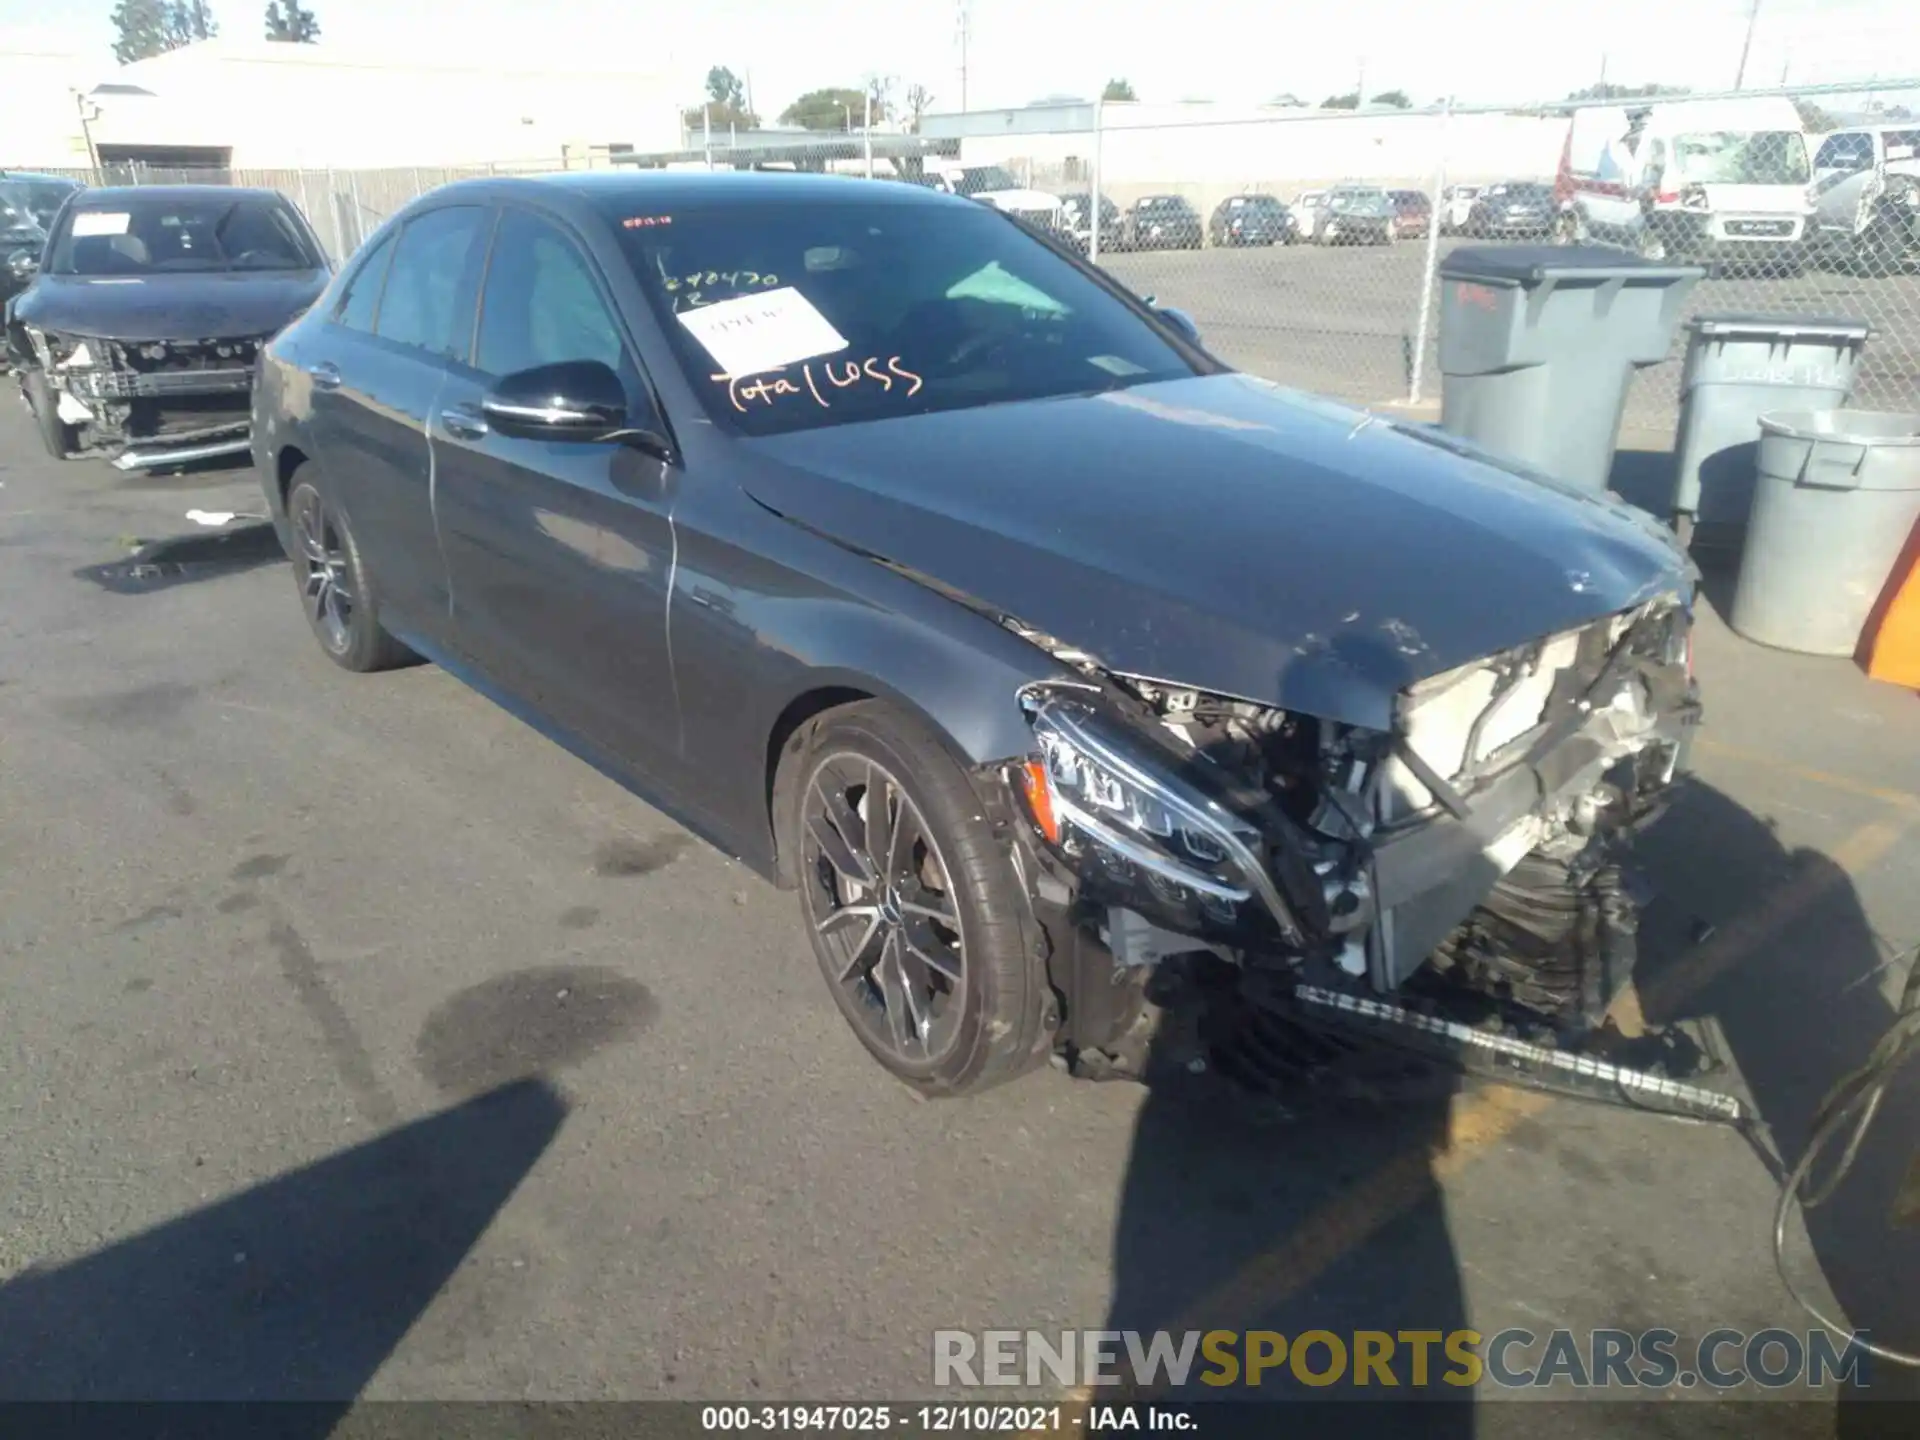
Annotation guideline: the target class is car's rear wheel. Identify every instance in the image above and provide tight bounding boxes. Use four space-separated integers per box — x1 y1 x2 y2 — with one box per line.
783 700 1053 1096
285 462 415 673
23 370 76 460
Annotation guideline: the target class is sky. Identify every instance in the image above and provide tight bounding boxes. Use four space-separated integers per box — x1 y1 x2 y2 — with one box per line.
2 0 1917 117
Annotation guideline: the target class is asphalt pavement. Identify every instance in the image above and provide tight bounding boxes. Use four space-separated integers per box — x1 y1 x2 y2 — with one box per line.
1 378 1918 1429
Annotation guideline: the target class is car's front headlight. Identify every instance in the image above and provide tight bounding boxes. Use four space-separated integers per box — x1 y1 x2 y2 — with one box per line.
1016 691 1306 942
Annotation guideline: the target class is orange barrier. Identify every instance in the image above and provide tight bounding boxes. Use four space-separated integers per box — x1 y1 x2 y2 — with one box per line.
1864 517 1920 690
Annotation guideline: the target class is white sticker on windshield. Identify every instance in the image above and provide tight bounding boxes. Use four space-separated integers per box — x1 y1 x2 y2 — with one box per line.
1890 144 1916 161
71 211 131 237
676 285 848 377
1088 355 1148 377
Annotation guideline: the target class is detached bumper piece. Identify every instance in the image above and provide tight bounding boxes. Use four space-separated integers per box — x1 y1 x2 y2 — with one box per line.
112 433 252 471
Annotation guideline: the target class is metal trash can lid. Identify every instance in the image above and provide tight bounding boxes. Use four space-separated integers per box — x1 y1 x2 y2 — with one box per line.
1438 244 1705 286
1688 313 1874 342
1758 410 1920 446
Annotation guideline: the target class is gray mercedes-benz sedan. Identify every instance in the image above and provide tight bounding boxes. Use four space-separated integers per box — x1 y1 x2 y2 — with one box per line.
251 171 1700 1097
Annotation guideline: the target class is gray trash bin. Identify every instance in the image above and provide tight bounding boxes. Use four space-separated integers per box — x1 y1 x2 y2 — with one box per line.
1730 411 1920 656
1672 314 1872 541
1437 245 1703 495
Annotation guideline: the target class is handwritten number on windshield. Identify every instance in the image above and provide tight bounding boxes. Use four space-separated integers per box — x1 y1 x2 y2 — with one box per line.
710 357 924 413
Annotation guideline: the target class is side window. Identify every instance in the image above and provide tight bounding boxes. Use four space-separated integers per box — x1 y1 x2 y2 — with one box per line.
1816 134 1874 172
375 205 489 360
475 209 627 379
333 231 395 333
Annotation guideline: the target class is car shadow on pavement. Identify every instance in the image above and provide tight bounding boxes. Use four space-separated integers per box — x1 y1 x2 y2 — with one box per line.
0 1077 566 1416
74 521 286 596
1631 780 1920 1435
1101 775 1918 1434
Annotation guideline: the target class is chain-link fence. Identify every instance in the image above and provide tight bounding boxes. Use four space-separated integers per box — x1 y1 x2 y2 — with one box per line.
37 77 1920 438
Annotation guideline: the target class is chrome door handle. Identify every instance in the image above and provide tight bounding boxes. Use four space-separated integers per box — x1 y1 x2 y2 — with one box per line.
307 361 341 390
437 404 488 440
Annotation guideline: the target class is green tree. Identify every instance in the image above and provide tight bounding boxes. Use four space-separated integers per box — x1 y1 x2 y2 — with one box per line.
684 67 759 130
1371 88 1411 108
264 0 321 42
1101 78 1136 102
1321 92 1359 109
163 0 218 47
1564 82 1689 101
779 86 871 130
109 0 174 63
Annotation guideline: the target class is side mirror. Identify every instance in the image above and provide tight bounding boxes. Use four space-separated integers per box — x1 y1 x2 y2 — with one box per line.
482 360 628 441
6 248 38 282
1153 305 1202 346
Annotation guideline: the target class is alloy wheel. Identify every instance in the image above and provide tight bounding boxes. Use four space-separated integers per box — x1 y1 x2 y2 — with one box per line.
291 485 355 654
801 753 966 1064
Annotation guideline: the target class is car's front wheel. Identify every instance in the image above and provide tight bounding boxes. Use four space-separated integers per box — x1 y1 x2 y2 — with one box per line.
783 700 1053 1096
284 462 415 672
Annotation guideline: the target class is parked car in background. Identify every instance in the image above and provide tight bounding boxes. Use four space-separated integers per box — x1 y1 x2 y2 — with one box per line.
1208 193 1294 246
919 161 1066 237
1465 180 1557 239
0 171 84 232
1122 194 1203 250
1440 184 1482 233
1809 125 1920 270
1292 189 1330 233
1554 96 1814 271
1388 189 1433 239
0 196 49 319
8 185 332 470
252 170 1699 1099
1308 186 1395 245
1057 191 1121 253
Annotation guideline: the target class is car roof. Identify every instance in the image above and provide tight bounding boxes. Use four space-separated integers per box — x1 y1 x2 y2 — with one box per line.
389 169 978 228
67 184 294 206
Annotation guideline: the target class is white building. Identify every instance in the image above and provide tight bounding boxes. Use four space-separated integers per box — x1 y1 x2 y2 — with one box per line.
6 38 681 173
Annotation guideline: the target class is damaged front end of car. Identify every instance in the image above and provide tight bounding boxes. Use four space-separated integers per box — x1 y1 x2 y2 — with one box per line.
22 326 263 469
996 590 1712 1108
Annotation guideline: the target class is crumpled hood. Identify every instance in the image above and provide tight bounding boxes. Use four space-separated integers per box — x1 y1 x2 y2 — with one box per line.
741 374 1690 730
13 269 330 342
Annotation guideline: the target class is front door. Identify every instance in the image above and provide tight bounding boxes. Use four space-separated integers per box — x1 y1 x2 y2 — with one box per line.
430 205 682 784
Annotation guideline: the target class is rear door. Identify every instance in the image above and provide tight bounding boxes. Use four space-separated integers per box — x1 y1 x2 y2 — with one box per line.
430 204 681 782
309 203 490 640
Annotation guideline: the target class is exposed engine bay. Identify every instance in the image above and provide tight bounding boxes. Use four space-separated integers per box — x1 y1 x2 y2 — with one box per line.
1006 591 1706 1105
20 328 264 469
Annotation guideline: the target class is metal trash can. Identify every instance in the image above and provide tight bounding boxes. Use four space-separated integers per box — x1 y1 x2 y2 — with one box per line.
1731 411 1920 656
1672 314 1872 541
1437 245 1703 495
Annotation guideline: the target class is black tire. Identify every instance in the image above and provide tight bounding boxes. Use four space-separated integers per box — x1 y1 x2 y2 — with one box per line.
780 700 1053 1096
23 369 75 460
284 461 416 673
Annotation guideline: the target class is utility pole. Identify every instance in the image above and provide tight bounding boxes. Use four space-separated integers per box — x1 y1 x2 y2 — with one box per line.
1734 0 1761 89
956 0 970 112
1356 55 1365 107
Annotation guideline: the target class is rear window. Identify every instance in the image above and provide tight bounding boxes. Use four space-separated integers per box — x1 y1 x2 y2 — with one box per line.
1886 130 1920 162
1670 131 1810 186
619 199 1198 438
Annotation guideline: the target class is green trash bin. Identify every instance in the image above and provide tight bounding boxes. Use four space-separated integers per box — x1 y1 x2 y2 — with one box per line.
1438 245 1703 496
1671 314 1872 543
1731 411 1920 656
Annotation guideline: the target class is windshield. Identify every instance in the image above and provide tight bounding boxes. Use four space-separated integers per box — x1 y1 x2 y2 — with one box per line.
1670 131 1811 186
1886 131 1920 163
49 196 320 276
1328 190 1389 215
0 193 44 243
621 199 1199 438
0 179 75 229
954 166 1018 196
